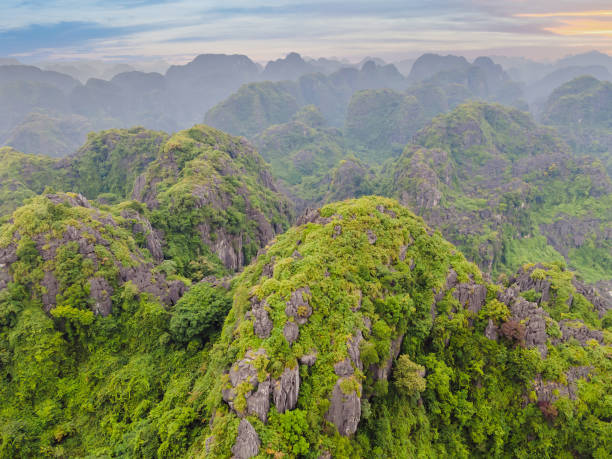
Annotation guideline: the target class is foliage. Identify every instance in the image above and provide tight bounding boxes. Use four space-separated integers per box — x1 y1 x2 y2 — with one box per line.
394 354 426 396
169 282 231 344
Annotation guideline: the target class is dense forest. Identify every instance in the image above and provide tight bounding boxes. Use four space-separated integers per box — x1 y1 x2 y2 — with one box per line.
0 48 611 458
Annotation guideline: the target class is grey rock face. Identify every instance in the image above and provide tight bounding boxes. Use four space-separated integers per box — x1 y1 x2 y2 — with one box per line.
347 330 363 371
507 296 549 357
273 366 300 413
559 320 603 345
508 265 552 303
89 276 113 316
222 349 270 422
453 282 488 314
299 353 317 366
199 223 244 271
120 209 164 262
366 230 377 244
334 358 354 377
261 256 276 278
283 321 299 344
247 379 271 423
0 244 17 292
370 334 404 381
41 271 59 312
285 286 312 325
46 193 91 208
119 265 186 306
249 297 273 339
232 419 260 459
484 319 499 341
325 380 361 437
533 366 592 403
572 279 612 318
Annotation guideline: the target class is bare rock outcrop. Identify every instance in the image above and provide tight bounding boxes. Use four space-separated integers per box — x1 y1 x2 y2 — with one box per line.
533 366 592 403
285 286 312 325
120 209 164 262
299 353 317 366
283 321 299 344
89 276 113 316
453 282 488 314
506 296 549 357
41 271 59 312
248 297 273 339
232 419 260 459
272 366 300 413
558 320 603 345
222 349 270 422
325 381 361 437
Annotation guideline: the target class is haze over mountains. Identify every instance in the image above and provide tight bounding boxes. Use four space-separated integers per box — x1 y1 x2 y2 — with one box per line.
2 50 612 158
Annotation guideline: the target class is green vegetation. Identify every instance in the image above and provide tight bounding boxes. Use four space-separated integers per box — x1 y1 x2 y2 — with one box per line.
0 195 610 457
169 282 232 344
0 147 64 217
383 101 612 284
344 89 426 161
201 197 611 457
141 124 292 278
205 81 302 138
542 76 612 175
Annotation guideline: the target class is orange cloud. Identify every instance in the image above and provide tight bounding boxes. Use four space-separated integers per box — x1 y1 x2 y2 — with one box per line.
517 11 612 18
544 19 612 37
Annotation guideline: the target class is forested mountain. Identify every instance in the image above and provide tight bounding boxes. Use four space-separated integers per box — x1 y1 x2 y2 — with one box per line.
541 76 612 174
0 196 609 456
1 46 612 458
384 102 612 287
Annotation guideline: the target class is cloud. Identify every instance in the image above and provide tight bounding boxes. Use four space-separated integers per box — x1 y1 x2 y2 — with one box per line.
0 21 151 55
1 0 611 62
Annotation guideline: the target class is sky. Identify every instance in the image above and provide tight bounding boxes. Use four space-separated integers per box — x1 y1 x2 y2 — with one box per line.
1 0 612 63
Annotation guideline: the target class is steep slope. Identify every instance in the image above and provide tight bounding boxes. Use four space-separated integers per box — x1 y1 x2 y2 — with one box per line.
541 76 612 174
344 89 425 159
0 193 213 457
253 106 347 208
0 127 168 216
66 126 168 201
0 125 292 282
0 196 609 457
384 102 612 285
200 197 611 458
408 54 524 109
0 147 65 217
1 111 92 158
132 125 293 277
205 61 407 137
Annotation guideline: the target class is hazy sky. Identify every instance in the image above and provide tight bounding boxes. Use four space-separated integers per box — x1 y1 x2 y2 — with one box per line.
2 1 612 63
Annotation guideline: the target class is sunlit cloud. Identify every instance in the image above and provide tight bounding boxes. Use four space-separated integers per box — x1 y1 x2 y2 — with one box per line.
517 10 612 18
545 19 612 37
1 1 612 62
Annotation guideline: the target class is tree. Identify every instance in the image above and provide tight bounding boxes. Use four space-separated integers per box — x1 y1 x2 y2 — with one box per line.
394 354 426 396
169 282 231 344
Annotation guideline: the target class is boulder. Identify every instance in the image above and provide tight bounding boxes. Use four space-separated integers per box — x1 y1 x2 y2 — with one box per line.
273 366 300 413
249 297 273 339
325 380 361 437
232 419 260 459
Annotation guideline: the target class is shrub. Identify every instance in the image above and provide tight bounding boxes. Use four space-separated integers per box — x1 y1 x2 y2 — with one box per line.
394 355 426 396
169 283 231 344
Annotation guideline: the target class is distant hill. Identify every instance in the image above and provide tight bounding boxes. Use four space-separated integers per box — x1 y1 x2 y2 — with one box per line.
383 102 612 284
542 76 612 174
